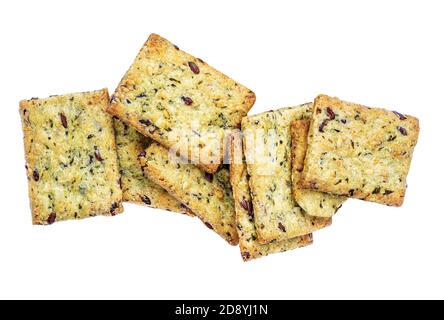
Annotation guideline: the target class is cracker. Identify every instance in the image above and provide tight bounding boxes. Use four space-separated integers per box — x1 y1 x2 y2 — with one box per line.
139 142 238 245
229 133 312 261
19 89 123 224
107 33 256 174
291 120 346 217
300 95 420 206
241 104 332 243
113 118 192 215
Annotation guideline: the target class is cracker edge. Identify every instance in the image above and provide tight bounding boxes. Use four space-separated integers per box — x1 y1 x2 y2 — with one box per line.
229 133 313 261
138 143 239 245
290 119 345 218
241 105 332 243
112 119 193 215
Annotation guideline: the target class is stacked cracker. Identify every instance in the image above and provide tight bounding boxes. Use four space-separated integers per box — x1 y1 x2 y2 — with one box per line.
20 34 419 261
234 96 419 260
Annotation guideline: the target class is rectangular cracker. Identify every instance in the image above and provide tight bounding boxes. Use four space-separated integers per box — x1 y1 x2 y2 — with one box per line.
139 142 238 245
107 33 256 174
19 89 123 224
113 118 192 215
241 104 332 244
291 120 346 217
300 95 420 206
229 133 312 261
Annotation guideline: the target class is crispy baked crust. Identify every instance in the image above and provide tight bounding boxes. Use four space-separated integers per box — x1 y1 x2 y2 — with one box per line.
113 118 192 215
291 120 346 217
229 133 312 261
300 95 420 206
139 142 238 245
241 104 332 243
19 89 123 224
107 33 256 174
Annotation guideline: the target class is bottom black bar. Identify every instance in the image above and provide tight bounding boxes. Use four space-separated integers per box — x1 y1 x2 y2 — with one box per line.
0 299 425 318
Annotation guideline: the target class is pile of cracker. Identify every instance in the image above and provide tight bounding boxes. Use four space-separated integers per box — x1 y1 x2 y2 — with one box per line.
19 34 419 261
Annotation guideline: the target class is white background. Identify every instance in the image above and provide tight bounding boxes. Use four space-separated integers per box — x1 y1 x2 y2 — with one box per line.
1 0 443 300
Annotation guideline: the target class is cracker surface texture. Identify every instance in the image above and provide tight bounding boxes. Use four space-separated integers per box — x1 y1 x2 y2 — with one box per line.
300 95 420 206
242 104 332 243
114 118 191 215
291 120 346 217
230 133 312 261
139 142 238 245
107 33 256 174
20 89 123 224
